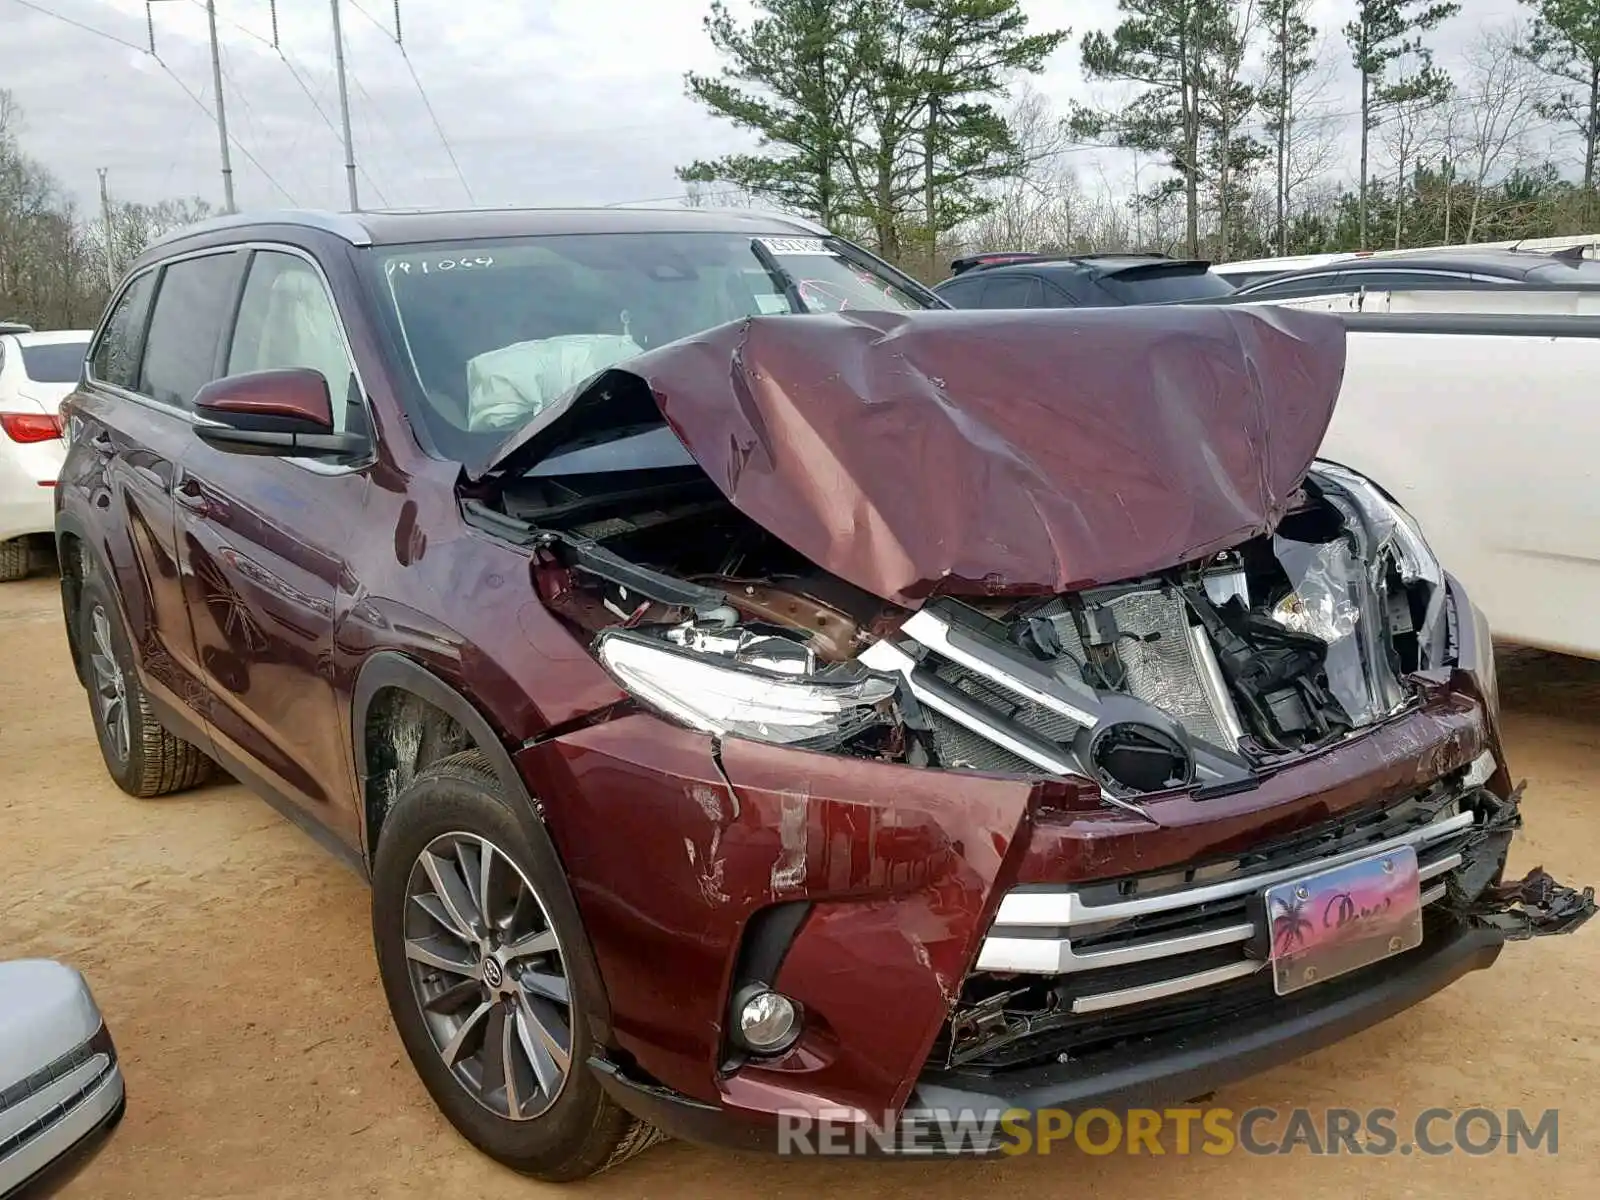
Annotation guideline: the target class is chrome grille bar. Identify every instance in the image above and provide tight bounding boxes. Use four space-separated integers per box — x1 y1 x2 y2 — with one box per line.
1066 884 1454 1014
977 850 1465 974
992 808 1476 931
899 606 1100 727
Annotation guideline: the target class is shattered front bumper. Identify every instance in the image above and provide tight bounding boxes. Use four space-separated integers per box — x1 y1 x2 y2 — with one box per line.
515 588 1593 1156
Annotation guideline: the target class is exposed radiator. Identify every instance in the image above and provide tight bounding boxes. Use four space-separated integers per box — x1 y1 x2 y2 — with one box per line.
1035 588 1234 750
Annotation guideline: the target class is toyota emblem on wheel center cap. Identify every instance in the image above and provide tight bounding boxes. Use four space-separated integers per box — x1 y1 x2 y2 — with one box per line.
482 957 504 988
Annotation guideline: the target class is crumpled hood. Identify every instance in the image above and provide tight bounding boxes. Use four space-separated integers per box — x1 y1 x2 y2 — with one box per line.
482 305 1347 608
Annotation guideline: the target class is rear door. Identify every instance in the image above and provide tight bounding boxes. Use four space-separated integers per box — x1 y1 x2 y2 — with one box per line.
173 246 371 844
68 252 243 745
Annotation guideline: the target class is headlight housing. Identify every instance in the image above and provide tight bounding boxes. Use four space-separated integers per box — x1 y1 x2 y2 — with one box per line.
1310 460 1442 588
595 629 896 747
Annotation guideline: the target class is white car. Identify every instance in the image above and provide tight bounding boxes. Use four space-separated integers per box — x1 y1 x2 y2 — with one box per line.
0 959 125 1196
0 326 91 580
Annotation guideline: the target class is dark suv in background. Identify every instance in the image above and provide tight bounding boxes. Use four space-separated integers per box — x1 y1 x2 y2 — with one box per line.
55 207 1589 1179
934 250 1237 308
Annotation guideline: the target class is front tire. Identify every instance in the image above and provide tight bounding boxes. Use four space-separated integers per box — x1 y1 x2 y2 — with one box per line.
77 574 214 798
371 751 660 1181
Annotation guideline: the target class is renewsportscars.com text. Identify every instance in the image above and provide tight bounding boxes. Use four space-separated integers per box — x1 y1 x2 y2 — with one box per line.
776 1106 1560 1157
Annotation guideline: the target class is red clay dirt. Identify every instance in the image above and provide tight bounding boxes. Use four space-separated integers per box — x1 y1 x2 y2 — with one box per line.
0 574 1593 1198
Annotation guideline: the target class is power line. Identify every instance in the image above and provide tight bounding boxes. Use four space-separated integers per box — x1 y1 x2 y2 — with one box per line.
341 0 475 203
155 54 296 204
274 48 390 206
397 47 475 204
346 0 392 39
13 0 294 207
10 0 145 51
187 0 273 49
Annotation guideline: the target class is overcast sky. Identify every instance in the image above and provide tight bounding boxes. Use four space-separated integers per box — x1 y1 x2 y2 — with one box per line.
0 0 1535 216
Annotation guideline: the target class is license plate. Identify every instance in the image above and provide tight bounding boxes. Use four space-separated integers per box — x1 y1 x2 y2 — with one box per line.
1264 845 1423 996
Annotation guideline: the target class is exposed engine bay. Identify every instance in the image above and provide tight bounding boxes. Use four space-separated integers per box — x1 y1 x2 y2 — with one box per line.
467 452 1451 805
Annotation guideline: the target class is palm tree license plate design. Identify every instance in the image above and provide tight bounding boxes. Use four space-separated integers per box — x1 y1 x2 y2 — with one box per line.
1264 846 1424 996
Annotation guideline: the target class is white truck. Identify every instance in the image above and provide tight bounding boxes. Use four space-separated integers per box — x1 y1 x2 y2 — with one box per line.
1268 294 1600 660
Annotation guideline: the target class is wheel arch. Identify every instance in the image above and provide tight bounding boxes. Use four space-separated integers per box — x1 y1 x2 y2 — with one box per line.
350 651 614 1044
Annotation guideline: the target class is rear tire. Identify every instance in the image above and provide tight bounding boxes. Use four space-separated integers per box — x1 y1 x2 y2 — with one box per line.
371 751 661 1181
77 573 214 798
0 538 28 582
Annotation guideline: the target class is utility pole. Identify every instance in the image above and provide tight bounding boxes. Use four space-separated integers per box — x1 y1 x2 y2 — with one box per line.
98 169 115 287
330 0 360 211
204 1 236 213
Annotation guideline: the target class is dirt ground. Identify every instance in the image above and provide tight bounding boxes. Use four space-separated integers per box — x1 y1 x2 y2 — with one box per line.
1 573 1595 1199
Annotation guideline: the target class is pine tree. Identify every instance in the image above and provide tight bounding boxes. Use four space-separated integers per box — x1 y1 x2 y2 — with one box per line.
903 0 1069 273
1260 0 1318 253
1517 0 1600 212
679 0 875 226
1073 0 1243 257
1345 0 1461 249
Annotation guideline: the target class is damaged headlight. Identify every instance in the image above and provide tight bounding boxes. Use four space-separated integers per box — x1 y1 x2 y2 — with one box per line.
595 629 896 746
1310 460 1442 588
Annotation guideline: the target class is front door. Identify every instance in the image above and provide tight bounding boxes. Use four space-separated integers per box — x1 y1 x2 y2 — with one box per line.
174 248 371 844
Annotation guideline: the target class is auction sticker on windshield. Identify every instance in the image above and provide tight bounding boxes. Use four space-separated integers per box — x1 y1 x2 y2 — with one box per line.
1265 845 1423 996
756 237 833 255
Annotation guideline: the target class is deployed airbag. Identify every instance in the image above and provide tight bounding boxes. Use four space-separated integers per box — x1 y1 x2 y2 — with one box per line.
466 333 642 431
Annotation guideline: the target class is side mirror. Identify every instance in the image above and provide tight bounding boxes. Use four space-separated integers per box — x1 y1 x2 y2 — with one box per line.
0 960 125 1197
193 368 366 458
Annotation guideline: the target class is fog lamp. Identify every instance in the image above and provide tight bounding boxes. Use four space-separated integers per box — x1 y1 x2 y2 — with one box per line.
734 986 801 1054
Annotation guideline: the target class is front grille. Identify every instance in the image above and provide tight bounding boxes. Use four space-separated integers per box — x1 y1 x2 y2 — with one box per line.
0 1025 116 1162
940 781 1489 1070
927 659 1077 774
880 589 1243 782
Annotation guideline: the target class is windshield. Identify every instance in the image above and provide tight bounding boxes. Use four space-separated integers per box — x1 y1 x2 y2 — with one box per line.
368 231 929 463
19 341 89 383
1098 268 1237 304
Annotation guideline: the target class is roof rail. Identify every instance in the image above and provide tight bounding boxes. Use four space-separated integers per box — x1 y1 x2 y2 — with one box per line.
0 321 33 335
150 209 374 250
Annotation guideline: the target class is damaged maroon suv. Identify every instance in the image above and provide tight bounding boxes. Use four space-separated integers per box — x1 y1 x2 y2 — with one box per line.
56 208 1592 1178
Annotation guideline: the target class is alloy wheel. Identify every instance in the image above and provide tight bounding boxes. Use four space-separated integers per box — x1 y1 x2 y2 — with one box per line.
402 832 573 1121
88 604 130 763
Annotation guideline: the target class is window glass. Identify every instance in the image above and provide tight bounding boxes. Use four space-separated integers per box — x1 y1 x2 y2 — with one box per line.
366 232 932 462
1043 280 1079 307
981 275 1044 308
138 252 241 408
19 341 90 383
91 272 157 390
934 277 985 308
1239 272 1348 299
1096 268 1236 304
1343 270 1451 288
228 251 357 433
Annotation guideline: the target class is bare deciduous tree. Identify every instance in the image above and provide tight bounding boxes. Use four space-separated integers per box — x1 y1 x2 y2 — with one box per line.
1451 22 1544 238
